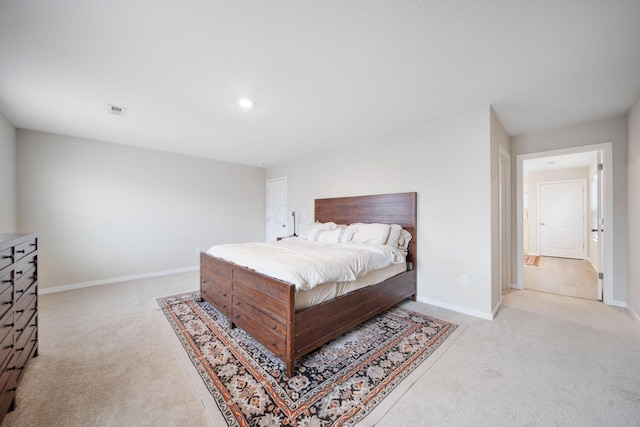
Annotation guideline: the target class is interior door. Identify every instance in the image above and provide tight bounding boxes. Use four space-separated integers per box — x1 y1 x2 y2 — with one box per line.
539 181 586 259
266 177 288 241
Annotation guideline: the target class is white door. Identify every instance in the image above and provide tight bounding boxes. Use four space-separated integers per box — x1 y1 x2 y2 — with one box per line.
539 181 586 259
266 177 288 242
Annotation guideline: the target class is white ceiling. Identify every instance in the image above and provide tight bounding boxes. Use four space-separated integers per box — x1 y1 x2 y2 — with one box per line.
1 1 639 167
523 151 597 177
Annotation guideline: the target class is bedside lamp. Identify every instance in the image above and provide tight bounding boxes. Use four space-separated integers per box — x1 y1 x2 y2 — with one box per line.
292 211 297 237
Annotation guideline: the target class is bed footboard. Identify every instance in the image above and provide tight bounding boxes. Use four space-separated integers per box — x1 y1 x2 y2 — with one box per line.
200 253 296 374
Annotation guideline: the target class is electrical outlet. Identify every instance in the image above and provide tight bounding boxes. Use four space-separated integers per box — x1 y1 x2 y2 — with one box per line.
460 275 468 286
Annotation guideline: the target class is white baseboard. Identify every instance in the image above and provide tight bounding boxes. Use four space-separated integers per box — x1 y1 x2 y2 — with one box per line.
39 266 199 295
416 296 494 320
611 299 628 309
627 305 640 323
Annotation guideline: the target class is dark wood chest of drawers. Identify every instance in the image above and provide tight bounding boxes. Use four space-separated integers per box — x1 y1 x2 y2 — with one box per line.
0 233 38 424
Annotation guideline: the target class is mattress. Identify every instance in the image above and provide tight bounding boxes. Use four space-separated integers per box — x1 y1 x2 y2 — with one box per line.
294 262 407 310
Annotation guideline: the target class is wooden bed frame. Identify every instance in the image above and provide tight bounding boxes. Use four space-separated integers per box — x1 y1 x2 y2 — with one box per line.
199 192 417 377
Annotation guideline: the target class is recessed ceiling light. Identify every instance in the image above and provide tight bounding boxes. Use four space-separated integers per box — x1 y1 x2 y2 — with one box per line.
238 98 254 109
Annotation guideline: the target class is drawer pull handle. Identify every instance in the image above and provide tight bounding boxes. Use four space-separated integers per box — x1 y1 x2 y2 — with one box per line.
4 344 13 350
271 325 277 330
222 305 227 308
16 328 24 332
16 309 24 314
222 293 227 297
235 301 240 305
8 387 17 392
6 323 13 328
16 271 23 275
234 315 239 319
3 301 11 305
271 342 276 346
17 347 24 351
2 279 11 284
17 289 25 294
16 250 25 254
6 366 15 371
1 255 12 259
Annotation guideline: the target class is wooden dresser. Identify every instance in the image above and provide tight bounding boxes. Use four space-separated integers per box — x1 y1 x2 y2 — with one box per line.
0 233 38 423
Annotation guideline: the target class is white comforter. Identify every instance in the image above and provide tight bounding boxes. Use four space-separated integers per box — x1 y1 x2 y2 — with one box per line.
206 238 406 291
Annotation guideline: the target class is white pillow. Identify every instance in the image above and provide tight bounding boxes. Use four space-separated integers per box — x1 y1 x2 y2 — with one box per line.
308 227 353 244
348 223 391 245
397 229 412 251
299 221 337 239
386 224 403 247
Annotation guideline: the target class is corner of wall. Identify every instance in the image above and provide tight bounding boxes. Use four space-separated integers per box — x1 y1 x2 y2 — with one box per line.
0 110 17 232
626 93 640 317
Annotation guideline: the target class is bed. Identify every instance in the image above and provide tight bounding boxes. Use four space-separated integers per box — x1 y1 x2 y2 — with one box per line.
199 192 417 377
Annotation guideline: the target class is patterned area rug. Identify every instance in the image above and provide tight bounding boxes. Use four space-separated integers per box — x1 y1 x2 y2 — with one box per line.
157 292 458 426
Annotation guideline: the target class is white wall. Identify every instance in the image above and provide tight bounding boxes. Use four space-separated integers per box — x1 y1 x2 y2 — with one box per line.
17 130 265 289
627 95 640 320
512 116 627 304
0 111 17 232
526 167 589 255
268 106 498 318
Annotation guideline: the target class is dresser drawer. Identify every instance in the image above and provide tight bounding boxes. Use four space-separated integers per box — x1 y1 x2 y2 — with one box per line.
15 252 36 279
15 270 37 302
0 277 12 320
0 325 14 374
0 356 18 417
0 311 13 351
14 238 37 262
14 292 36 330
14 299 38 341
0 249 12 273
15 328 37 382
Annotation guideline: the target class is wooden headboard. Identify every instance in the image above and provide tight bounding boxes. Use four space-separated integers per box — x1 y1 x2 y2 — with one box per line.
314 192 417 266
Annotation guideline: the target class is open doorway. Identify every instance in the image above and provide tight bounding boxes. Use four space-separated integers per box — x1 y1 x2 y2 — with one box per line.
516 143 614 305
523 152 598 300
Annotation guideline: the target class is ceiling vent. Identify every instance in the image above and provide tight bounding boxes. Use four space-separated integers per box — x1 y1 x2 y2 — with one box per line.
108 104 126 117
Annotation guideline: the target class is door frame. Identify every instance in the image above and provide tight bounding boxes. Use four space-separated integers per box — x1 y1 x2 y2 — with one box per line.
537 179 587 260
266 176 288 241
499 147 512 303
515 142 614 305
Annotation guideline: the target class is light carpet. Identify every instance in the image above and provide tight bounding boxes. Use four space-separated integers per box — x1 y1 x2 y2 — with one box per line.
157 292 459 426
